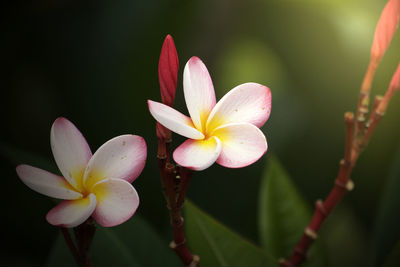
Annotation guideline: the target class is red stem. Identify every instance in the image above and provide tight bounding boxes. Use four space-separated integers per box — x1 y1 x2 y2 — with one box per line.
73 218 96 267
282 78 395 266
157 137 199 266
60 219 96 267
60 227 81 265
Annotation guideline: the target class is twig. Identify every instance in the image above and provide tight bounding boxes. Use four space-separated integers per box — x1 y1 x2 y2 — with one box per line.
60 227 81 265
157 136 199 266
73 218 96 267
281 76 397 266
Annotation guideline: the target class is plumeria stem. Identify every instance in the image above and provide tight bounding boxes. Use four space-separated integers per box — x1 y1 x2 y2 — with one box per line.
281 107 382 266
354 59 378 139
60 227 81 266
157 138 200 266
60 219 96 267
73 218 96 267
281 66 400 265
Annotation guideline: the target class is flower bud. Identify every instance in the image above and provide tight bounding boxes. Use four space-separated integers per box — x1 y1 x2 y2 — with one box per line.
158 34 179 107
376 63 400 114
389 63 400 92
156 122 171 141
371 0 400 62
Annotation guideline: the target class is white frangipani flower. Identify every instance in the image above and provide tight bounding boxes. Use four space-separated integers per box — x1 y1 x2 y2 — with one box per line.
16 117 147 228
148 56 271 171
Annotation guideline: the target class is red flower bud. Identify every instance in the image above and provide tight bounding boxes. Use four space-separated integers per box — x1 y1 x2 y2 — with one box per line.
390 63 400 92
156 122 171 141
371 0 400 62
158 34 179 107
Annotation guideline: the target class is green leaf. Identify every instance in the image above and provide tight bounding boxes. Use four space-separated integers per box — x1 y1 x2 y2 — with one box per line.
258 156 327 267
185 200 276 267
320 205 369 266
46 215 180 267
372 150 400 266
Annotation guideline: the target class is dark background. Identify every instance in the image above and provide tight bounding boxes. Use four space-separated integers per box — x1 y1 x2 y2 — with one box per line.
1 0 400 266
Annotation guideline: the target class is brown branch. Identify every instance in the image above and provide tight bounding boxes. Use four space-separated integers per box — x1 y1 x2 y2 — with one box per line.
354 59 378 139
282 74 399 266
60 218 96 267
73 218 96 267
60 227 81 265
157 136 199 266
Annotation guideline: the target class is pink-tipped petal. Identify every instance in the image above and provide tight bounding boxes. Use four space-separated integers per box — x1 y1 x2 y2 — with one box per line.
91 178 139 227
212 123 268 168
148 100 205 139
50 117 92 191
16 165 82 200
46 194 97 228
183 57 216 132
371 0 400 61
159 34 179 106
173 136 222 171
83 135 147 190
206 83 271 133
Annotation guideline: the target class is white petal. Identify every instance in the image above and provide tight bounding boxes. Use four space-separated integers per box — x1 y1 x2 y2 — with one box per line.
16 164 82 199
46 194 97 228
50 117 92 191
91 178 139 227
148 100 204 139
212 123 268 168
173 136 222 171
183 57 216 132
206 83 271 133
83 135 147 190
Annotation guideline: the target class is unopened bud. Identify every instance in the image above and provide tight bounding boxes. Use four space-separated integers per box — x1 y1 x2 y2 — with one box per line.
156 122 171 141
389 63 400 92
371 0 400 62
158 34 179 107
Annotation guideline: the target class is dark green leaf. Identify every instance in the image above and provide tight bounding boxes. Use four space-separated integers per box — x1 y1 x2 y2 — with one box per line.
258 156 326 267
185 200 276 267
46 215 180 267
372 150 400 266
320 205 369 267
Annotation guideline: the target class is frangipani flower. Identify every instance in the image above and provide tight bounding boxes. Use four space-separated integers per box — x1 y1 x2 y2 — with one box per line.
148 57 271 171
16 117 147 228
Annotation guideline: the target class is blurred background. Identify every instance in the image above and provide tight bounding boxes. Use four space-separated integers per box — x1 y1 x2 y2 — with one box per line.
1 0 400 266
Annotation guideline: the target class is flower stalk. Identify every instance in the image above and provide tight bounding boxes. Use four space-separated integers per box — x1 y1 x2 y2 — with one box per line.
60 227 81 265
155 35 199 266
60 218 96 267
281 69 400 267
355 0 399 137
157 135 200 266
281 1 400 264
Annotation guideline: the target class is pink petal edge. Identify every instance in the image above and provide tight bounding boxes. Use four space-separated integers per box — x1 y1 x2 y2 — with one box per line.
206 82 271 133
